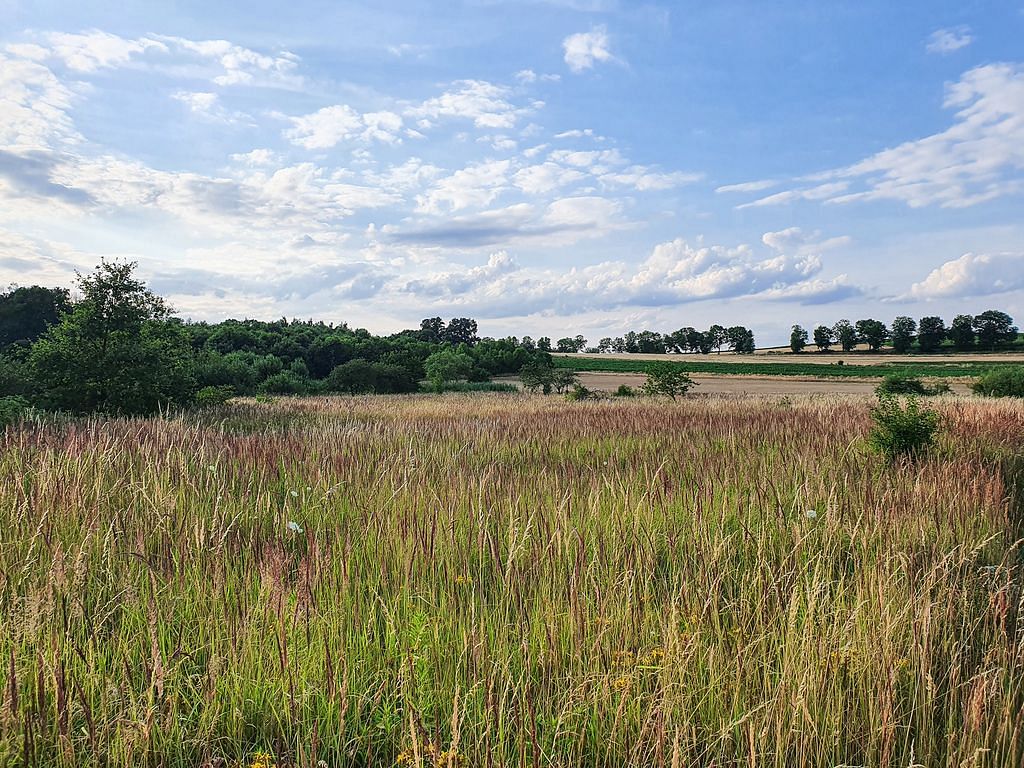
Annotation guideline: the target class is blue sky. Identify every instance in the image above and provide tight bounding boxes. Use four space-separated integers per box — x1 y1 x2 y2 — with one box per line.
2 0 1023 344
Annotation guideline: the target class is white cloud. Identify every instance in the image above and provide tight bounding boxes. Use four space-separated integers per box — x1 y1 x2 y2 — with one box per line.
599 165 703 191
749 63 1024 210
515 69 537 83
563 25 616 73
21 30 167 72
172 90 218 113
910 251 1024 298
512 162 586 194
0 52 76 149
415 159 512 213
715 179 778 193
926 27 973 55
407 80 536 129
284 104 403 149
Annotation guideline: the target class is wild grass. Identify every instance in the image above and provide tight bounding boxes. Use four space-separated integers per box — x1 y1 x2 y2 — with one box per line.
552 355 1020 379
1 394 1023 767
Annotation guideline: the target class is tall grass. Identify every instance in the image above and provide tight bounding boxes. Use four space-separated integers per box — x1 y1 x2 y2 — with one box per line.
1 394 1023 767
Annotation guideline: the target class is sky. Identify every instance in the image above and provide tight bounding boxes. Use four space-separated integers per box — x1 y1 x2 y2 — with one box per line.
2 0 1023 345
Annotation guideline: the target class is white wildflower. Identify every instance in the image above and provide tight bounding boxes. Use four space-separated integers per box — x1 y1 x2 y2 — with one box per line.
805 509 818 519
287 521 303 534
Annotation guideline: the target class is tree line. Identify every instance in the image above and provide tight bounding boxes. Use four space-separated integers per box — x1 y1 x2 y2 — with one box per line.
790 311 1019 354
0 262 552 416
545 325 757 355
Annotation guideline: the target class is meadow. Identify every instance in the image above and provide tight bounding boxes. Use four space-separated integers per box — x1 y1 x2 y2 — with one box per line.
2 394 1023 767
551 355 1023 380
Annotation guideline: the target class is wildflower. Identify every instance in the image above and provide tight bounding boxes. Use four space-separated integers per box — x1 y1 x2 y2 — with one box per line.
207 464 216 473
612 675 630 692
395 751 411 765
805 509 817 519
250 751 274 768
287 520 303 534
290 490 299 497
454 574 472 586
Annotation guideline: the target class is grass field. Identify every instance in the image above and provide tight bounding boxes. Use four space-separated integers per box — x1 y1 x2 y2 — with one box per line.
552 354 1023 379
2 394 1024 767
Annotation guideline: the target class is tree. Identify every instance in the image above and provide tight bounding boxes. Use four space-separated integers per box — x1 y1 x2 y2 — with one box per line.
519 361 555 393
813 325 833 352
708 325 727 354
833 319 857 352
790 325 808 353
973 310 1017 350
552 368 579 394
28 261 195 414
555 335 587 352
917 316 946 353
689 330 713 354
418 317 445 344
424 348 474 390
855 319 888 352
890 316 917 354
641 362 695 400
949 314 975 351
0 286 71 349
597 337 613 353
536 337 552 352
443 317 478 346
726 326 756 354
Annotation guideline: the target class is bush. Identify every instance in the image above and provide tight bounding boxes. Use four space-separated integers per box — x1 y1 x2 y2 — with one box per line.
875 374 928 396
971 367 1024 398
868 395 940 460
0 395 28 428
194 385 235 407
422 381 517 393
565 384 597 401
257 372 309 395
613 384 635 397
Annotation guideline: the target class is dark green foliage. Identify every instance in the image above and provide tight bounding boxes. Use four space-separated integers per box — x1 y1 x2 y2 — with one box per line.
0 354 31 397
726 326 756 354
423 381 517 393
868 395 940 460
326 360 419 394
0 395 28 428
613 384 636 397
855 319 888 352
813 325 833 352
949 315 975 351
642 362 695 400
917 316 946 353
194 385 235 407
565 383 597 401
424 348 475 390
875 374 928 396
0 285 71 349
973 310 1018 350
257 371 310 395
833 319 857 352
789 325 808 353
29 261 195 415
971 367 1024 398
890 316 917 354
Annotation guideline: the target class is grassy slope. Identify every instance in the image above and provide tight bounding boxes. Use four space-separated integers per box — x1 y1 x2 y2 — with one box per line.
2 395 1023 766
553 354 1022 378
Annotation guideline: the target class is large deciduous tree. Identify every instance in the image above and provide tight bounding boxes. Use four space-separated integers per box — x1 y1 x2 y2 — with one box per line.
917 316 946 353
890 316 917 354
29 261 194 415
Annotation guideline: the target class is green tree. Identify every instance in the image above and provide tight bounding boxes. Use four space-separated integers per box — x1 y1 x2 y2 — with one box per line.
424 348 474 390
855 319 888 352
917 316 946 353
789 325 808 353
726 326 756 354
29 261 194 414
641 362 695 400
708 325 727 354
890 316 917 354
812 325 833 352
833 319 857 352
973 310 1017 350
949 314 975 351
0 286 71 349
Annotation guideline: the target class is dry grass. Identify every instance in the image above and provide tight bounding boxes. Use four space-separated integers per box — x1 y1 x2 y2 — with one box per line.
1 394 1023 767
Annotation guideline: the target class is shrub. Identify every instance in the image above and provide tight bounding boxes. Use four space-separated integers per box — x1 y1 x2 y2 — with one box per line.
419 381 517 393
565 384 597 401
868 395 940 460
876 374 928 396
971 367 1024 398
257 372 309 395
0 395 28 428
613 384 635 397
194 385 235 407
641 362 695 400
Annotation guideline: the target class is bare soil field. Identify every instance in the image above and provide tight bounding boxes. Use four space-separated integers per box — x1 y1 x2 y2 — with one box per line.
555 350 1024 365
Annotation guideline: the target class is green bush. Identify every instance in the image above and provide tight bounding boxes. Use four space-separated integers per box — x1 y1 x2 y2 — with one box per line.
613 384 635 397
565 383 597 401
971 367 1024 398
875 374 928 396
868 395 940 460
0 395 28 428
194 385 235 407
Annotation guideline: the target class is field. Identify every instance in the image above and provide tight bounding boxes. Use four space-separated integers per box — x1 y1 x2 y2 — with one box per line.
552 354 1023 380
3 394 1024 767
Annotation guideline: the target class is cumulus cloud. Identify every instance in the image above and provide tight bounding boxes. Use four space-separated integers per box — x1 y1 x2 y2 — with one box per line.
406 80 537 129
926 27 973 55
284 105 403 149
563 26 616 73
910 251 1024 298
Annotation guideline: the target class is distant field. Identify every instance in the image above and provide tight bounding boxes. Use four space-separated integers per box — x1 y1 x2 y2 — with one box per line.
553 353 1021 379
4 395 1024 766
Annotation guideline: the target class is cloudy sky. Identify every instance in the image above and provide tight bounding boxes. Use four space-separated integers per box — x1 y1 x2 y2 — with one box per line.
2 0 1023 344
